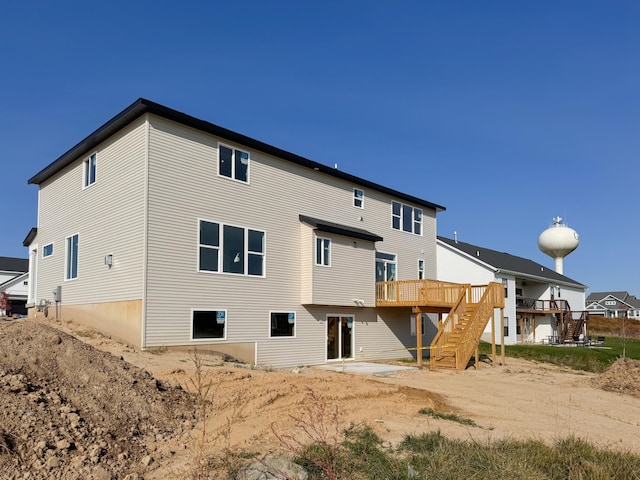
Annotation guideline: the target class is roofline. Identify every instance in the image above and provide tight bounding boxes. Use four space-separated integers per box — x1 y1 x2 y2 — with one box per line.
299 215 383 242
28 98 446 212
436 238 498 272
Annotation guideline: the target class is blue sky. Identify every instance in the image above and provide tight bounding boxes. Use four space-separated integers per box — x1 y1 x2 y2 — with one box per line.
1 1 638 295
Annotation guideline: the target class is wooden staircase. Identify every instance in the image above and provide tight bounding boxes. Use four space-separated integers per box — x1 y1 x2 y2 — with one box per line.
430 283 504 370
557 304 589 343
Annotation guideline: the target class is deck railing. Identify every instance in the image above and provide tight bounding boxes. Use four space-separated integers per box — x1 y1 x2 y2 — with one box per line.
516 298 571 312
375 279 468 307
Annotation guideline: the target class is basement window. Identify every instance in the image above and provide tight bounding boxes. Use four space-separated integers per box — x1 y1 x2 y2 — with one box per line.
270 312 295 337
192 310 226 339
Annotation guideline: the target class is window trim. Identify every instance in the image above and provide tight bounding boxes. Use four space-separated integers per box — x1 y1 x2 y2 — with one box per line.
65 233 79 281
218 142 250 184
391 201 422 235
197 219 266 277
83 153 97 189
417 259 425 280
42 243 54 258
191 308 228 341
315 236 331 267
269 311 296 338
353 188 364 209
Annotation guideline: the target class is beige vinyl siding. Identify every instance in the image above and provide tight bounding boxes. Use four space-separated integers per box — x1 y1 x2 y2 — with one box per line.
35 118 147 307
299 225 313 304
143 115 438 366
309 233 376 307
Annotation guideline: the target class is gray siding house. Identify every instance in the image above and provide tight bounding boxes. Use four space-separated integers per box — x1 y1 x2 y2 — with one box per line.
26 99 448 368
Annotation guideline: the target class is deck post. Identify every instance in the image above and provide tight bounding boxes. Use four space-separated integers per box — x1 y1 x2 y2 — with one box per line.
491 308 496 367
416 311 423 367
500 308 505 365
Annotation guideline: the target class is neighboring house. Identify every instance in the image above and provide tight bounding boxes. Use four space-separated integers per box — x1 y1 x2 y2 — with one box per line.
585 292 640 320
437 237 588 345
26 98 492 368
0 256 29 316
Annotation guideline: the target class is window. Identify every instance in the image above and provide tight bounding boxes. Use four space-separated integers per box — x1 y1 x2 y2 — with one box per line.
316 237 330 266
192 310 226 339
353 188 364 208
270 312 295 337
391 201 422 235
65 234 78 280
417 259 425 280
504 317 509 337
605 300 616 306
375 252 397 282
219 144 249 182
199 220 265 276
43 243 54 258
502 278 508 298
83 153 96 188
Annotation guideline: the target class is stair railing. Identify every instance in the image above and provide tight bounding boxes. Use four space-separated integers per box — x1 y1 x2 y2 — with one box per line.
430 284 470 369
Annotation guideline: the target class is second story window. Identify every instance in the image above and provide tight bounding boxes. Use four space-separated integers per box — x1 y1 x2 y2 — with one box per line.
199 220 265 276
219 144 249 183
353 188 364 208
83 153 96 188
418 259 425 280
43 243 54 258
316 237 331 266
391 201 422 235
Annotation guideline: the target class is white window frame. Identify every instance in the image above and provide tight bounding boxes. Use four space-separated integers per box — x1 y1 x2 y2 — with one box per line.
191 309 227 341
417 259 425 280
198 219 266 277
42 243 54 258
65 233 79 280
269 311 296 338
353 188 364 208
83 153 97 188
391 201 422 235
315 236 331 267
218 143 250 183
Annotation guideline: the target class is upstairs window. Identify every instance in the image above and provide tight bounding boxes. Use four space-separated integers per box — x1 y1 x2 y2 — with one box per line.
316 237 331 266
417 259 425 280
83 153 97 188
219 144 249 183
199 220 265 276
43 243 54 258
391 201 422 235
353 188 364 208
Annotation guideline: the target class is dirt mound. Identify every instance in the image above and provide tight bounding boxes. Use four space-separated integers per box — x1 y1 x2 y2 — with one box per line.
592 358 640 397
0 320 195 479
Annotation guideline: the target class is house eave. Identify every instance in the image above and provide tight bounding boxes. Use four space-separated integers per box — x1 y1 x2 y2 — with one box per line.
28 99 446 213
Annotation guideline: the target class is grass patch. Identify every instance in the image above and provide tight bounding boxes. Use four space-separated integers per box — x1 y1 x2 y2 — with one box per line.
478 336 640 373
290 426 640 480
417 408 479 427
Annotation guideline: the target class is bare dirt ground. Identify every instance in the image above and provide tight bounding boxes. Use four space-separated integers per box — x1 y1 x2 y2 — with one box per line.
2 317 640 479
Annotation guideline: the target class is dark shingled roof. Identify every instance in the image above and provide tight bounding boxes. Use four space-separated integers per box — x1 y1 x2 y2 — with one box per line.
299 215 383 242
0 256 29 273
28 98 446 213
438 236 585 287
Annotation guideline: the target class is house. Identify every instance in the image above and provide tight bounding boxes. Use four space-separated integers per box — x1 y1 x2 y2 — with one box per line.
25 99 503 369
585 292 640 320
0 256 29 316
437 236 588 345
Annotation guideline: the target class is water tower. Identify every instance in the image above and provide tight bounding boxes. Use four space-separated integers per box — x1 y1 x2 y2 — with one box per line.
537 217 579 275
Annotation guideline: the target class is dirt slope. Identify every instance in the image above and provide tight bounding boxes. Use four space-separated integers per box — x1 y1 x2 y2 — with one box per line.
2 318 640 479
